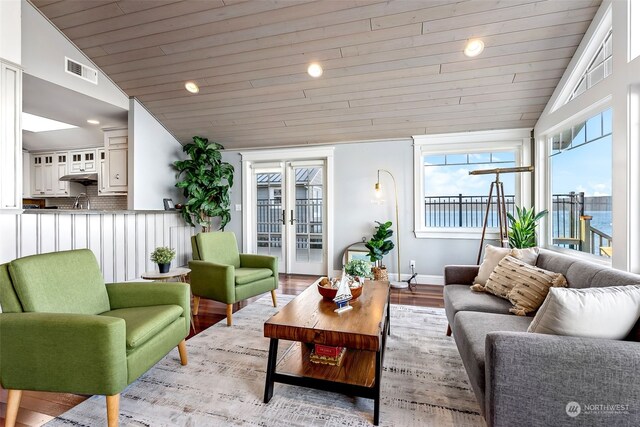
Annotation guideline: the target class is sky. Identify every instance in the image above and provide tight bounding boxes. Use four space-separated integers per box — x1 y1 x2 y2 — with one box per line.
424 109 612 198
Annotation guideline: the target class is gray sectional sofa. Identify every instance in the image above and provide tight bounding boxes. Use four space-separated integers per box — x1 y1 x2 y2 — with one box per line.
444 248 640 427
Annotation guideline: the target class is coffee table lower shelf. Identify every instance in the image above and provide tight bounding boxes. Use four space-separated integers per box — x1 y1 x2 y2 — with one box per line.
278 341 377 387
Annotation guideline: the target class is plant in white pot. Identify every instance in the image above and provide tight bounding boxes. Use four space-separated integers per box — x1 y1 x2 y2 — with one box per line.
150 246 176 273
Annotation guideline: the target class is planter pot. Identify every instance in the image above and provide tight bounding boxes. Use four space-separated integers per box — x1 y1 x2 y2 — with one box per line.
372 266 388 281
158 263 171 273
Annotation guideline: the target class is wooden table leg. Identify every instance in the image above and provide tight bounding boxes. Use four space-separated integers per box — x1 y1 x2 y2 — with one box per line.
264 338 279 403
387 291 391 336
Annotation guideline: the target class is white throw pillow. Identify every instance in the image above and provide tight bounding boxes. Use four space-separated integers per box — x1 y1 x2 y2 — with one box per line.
528 285 640 339
473 245 511 286
510 247 539 265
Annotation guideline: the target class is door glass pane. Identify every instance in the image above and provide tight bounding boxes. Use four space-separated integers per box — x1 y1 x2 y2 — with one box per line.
294 167 323 264
256 172 282 264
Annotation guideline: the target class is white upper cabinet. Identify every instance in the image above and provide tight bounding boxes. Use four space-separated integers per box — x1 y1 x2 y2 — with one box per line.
0 61 22 209
69 149 97 173
103 129 128 194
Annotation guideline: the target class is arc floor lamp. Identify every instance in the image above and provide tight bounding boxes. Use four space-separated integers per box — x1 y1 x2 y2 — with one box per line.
375 169 407 289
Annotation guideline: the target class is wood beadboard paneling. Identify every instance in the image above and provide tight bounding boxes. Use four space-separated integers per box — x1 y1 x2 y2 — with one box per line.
0 212 194 281
30 0 602 149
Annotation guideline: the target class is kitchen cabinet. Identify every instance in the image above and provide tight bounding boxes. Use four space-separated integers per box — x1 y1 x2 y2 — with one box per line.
32 153 54 196
103 129 128 194
69 149 97 173
31 152 81 197
0 60 22 209
98 149 107 194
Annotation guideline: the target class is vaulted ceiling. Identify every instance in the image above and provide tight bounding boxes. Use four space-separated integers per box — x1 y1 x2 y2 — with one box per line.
31 0 601 149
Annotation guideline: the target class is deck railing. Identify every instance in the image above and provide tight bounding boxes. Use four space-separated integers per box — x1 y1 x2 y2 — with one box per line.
257 198 323 249
424 194 515 228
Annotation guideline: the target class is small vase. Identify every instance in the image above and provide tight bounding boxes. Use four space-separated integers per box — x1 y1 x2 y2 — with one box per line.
158 263 171 273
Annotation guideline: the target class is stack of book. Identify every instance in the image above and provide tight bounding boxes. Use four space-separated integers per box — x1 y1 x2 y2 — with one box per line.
309 344 346 366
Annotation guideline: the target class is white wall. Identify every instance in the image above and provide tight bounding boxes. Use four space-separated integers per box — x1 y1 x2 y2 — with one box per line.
0 0 21 64
223 140 486 283
21 1 128 110
129 98 184 210
534 0 640 272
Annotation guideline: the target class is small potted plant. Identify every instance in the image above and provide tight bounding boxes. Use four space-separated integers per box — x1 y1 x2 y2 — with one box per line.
365 220 395 281
150 246 176 273
345 259 372 283
507 206 548 248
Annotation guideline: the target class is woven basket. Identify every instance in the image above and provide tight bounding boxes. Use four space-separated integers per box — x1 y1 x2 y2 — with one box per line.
372 266 388 282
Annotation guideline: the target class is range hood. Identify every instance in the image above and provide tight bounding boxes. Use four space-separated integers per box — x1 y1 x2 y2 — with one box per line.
59 173 98 186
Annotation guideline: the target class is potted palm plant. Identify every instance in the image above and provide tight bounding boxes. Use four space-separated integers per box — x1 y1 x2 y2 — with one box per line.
507 206 548 248
365 220 395 281
150 246 176 273
174 136 234 231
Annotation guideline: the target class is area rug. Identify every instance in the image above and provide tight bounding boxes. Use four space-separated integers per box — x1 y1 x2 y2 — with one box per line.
47 295 484 427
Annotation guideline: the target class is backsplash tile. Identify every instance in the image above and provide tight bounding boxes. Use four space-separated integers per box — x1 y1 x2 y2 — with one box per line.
44 185 127 210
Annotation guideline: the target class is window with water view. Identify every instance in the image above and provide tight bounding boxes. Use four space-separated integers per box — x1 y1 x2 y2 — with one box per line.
423 151 517 228
549 108 612 257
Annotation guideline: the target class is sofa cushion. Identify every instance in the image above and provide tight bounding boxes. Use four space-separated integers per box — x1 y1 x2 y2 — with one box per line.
235 267 273 285
506 261 567 316
452 311 532 415
100 305 183 349
528 286 640 339
9 249 110 315
474 245 511 286
443 284 513 326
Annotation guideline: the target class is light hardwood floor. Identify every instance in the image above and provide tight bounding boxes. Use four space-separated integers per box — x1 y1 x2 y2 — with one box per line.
0 274 444 426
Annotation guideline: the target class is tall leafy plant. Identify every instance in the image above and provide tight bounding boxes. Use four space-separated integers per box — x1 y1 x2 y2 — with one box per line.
507 206 548 248
366 221 395 265
174 136 234 231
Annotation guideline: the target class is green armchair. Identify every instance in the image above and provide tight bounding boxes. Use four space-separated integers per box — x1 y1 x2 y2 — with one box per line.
189 231 278 326
0 249 190 427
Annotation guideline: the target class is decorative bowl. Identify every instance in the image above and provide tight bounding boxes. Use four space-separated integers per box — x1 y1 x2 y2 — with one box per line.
317 281 363 301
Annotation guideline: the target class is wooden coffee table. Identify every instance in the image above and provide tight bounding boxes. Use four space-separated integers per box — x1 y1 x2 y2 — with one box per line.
263 279 390 425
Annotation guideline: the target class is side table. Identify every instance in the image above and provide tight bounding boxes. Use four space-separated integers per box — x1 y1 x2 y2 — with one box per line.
141 267 195 332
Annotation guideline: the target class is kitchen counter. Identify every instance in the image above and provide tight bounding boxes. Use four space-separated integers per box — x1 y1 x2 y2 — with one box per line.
22 209 183 215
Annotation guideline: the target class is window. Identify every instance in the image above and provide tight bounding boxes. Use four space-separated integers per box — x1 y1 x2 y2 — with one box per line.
549 108 612 257
567 29 612 103
413 129 531 238
423 152 516 228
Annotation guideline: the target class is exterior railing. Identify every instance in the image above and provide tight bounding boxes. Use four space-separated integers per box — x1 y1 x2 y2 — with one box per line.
257 198 323 249
424 194 516 228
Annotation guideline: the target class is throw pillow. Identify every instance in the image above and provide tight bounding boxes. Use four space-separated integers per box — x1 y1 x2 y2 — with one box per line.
483 255 533 299
528 285 640 339
510 247 539 265
506 261 567 315
473 245 511 287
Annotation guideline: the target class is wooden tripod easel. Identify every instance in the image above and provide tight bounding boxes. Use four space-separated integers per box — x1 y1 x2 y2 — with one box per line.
476 171 510 264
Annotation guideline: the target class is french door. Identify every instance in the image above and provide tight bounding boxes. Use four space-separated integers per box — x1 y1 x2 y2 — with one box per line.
251 161 326 275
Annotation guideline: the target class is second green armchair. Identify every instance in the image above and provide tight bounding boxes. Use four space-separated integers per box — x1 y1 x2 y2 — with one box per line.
189 231 278 326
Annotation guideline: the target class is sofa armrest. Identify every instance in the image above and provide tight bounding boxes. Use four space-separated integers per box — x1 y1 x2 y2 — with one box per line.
188 260 235 303
485 331 640 427
240 254 278 277
106 282 191 336
444 265 479 285
0 313 127 395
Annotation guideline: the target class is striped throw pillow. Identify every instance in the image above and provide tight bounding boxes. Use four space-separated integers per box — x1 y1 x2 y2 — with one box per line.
506 259 567 315
482 252 539 300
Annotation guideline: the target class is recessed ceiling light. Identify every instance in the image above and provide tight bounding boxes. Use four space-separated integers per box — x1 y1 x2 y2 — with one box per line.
464 39 485 57
22 112 77 133
307 63 323 78
87 119 100 125
185 81 199 93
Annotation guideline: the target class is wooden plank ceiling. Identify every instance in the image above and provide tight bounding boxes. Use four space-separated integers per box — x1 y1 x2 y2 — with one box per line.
31 0 601 149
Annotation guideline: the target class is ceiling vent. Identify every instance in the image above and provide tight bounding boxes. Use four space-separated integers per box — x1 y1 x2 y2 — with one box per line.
65 57 98 84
